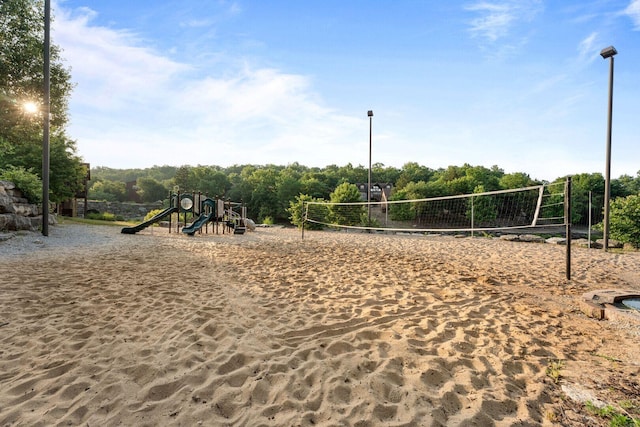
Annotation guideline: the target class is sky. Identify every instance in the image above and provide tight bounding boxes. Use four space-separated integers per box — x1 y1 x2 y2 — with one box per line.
51 0 639 182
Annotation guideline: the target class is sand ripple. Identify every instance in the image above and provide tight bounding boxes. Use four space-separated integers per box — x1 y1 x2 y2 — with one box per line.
1 225 639 425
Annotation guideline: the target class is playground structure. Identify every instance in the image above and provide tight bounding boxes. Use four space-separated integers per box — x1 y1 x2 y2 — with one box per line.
121 191 249 236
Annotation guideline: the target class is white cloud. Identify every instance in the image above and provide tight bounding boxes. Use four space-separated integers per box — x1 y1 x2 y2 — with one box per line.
578 32 599 61
624 0 640 29
50 3 365 168
465 0 542 42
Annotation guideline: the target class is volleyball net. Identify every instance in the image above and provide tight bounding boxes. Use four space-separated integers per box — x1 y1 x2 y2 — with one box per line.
303 181 567 234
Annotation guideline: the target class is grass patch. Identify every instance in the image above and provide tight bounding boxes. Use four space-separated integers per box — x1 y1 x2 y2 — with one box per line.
585 401 640 427
546 360 564 384
59 216 135 227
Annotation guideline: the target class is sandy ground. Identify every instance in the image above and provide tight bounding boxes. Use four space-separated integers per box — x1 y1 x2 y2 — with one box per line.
0 223 639 426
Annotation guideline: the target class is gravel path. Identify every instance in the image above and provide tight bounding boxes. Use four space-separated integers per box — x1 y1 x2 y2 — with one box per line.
0 223 132 259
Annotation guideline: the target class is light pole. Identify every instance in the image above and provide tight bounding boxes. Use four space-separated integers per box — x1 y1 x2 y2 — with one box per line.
367 110 373 224
600 45 617 252
42 0 51 236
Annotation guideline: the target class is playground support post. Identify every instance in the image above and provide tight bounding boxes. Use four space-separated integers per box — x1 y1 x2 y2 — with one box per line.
168 191 173 233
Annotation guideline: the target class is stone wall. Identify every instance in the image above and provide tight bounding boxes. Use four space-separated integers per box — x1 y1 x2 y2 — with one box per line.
0 180 42 232
78 200 164 220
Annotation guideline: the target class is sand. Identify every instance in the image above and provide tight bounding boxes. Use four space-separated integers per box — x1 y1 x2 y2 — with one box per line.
1 223 639 426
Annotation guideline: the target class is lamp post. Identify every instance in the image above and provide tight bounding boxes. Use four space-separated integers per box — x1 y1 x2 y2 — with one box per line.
42 0 51 236
367 110 373 224
600 45 617 252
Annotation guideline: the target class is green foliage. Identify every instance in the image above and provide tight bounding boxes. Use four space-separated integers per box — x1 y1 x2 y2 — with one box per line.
144 209 166 222
137 177 168 203
85 212 123 221
89 179 126 202
499 172 537 189
76 163 640 230
585 401 640 427
360 213 380 228
467 185 497 225
388 187 415 221
546 360 564 384
608 194 640 248
328 182 364 226
288 194 326 229
0 165 42 203
261 216 274 225
1 0 84 204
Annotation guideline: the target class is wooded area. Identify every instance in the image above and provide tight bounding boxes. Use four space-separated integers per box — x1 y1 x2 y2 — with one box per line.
88 163 640 229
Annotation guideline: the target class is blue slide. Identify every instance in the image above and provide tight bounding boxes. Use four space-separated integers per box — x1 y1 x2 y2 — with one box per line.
121 207 178 234
181 212 215 236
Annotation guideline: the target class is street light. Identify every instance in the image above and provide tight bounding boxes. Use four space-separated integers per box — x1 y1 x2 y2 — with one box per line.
367 110 373 224
600 45 617 251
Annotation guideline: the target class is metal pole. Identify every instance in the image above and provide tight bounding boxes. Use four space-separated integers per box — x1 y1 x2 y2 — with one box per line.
588 191 592 249
301 202 306 240
42 0 51 236
603 55 614 252
565 176 571 281
367 111 373 224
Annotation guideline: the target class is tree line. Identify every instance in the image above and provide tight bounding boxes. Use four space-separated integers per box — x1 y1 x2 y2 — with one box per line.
88 163 640 229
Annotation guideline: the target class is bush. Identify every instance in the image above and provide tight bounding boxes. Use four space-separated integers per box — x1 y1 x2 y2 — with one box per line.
328 183 364 226
144 209 166 222
608 194 640 248
85 212 124 221
288 194 325 229
0 166 42 204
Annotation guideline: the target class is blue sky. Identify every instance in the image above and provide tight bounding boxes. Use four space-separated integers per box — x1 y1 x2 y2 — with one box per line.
52 0 639 181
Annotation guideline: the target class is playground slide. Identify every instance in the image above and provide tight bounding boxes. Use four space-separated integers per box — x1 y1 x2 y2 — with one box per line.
121 207 178 234
181 212 215 236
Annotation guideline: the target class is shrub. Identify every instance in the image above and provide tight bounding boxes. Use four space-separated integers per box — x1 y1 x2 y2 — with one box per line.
328 183 364 226
608 194 640 248
85 212 123 221
288 194 326 229
0 166 42 204
144 209 166 222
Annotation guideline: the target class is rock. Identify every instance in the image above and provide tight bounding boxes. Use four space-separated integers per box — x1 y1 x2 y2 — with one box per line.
518 234 545 243
0 181 42 232
546 237 566 245
595 238 623 249
499 234 520 241
571 238 591 247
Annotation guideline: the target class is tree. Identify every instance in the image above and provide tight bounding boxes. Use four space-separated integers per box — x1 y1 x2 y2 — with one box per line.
89 179 126 202
172 165 195 191
608 195 640 248
287 194 326 229
570 173 605 226
1 0 83 202
467 185 497 226
137 177 168 203
396 162 434 189
191 166 231 197
499 172 537 189
328 182 364 226
242 166 282 222
276 170 303 221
